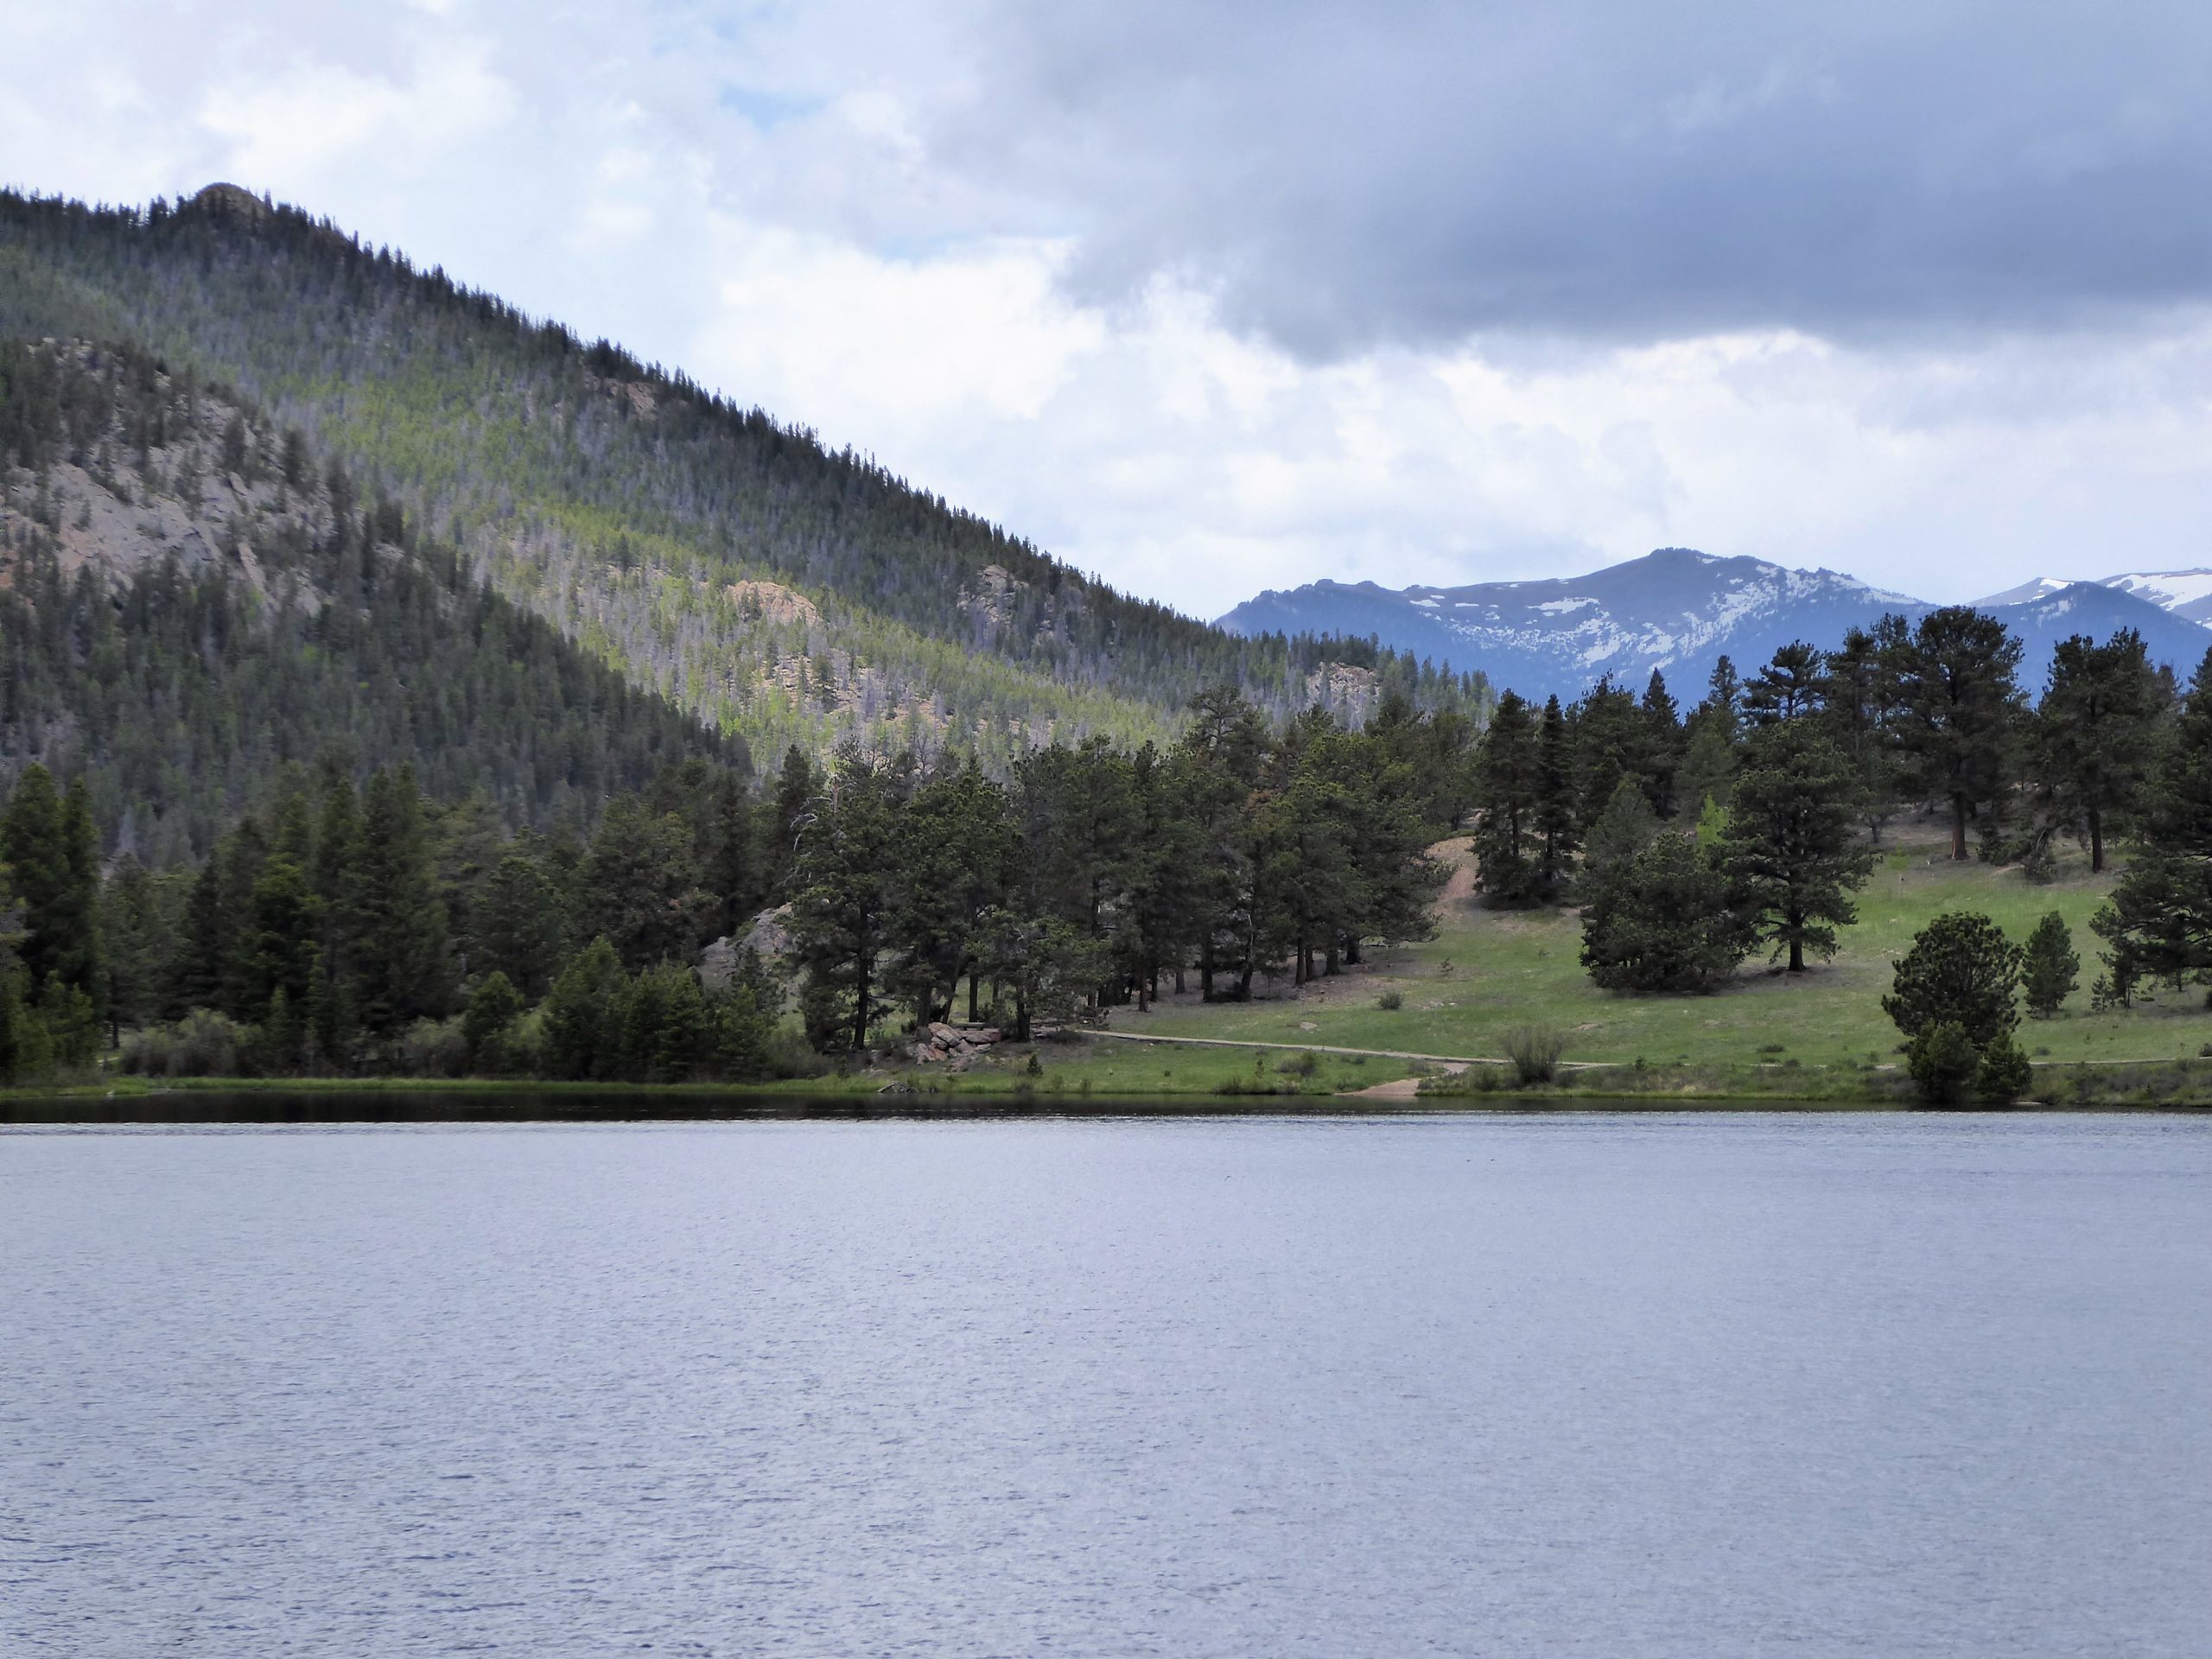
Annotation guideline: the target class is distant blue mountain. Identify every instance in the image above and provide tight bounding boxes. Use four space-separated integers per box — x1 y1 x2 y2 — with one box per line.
1217 548 2212 702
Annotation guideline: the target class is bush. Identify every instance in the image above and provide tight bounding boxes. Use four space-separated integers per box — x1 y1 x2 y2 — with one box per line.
1905 1021 1980 1105
1276 1050 1321 1077
1376 990 1403 1010
119 1009 250 1077
1976 1038 2033 1105
1502 1024 1566 1085
391 1016 468 1078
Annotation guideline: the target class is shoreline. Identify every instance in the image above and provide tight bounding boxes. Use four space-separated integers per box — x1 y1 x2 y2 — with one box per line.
3 1062 2209 1117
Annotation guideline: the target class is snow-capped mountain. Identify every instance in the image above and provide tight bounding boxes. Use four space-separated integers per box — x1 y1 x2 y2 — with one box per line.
1977 569 2212 626
1218 548 2211 702
2092 569 2212 626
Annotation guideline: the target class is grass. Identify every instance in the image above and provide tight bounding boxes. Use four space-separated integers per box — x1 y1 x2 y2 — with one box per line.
13 818 2205 1111
1096 820 2212 1076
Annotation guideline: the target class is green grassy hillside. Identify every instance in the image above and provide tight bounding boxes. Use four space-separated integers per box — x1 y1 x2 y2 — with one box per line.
1102 821 2210 1068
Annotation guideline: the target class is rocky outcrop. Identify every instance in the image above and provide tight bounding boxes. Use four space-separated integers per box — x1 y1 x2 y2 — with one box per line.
911 1022 1003 1067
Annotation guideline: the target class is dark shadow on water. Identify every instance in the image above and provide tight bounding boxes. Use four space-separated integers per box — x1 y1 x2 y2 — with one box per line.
3 1090 1452 1126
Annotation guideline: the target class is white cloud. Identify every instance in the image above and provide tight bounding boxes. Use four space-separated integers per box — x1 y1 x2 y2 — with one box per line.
5 0 2212 627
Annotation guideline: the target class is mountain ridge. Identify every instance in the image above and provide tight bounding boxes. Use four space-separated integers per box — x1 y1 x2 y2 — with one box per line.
0 185 1486 767
1221 549 2212 701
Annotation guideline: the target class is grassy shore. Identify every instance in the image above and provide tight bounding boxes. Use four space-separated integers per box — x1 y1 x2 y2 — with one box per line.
9 819 2208 1112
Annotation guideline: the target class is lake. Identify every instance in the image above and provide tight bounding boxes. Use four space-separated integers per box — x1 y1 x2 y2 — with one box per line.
3 1107 2208 1656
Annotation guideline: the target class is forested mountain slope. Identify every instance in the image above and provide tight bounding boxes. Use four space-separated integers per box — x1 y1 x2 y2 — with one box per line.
0 337 732 861
0 186 1484 764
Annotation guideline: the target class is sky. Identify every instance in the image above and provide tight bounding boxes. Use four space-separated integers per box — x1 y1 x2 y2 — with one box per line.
8 0 2212 620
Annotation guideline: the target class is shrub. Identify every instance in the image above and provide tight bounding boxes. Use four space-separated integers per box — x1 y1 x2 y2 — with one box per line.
391 1016 468 1079
1276 1050 1320 1077
1976 1039 2033 1105
1502 1024 1566 1085
1376 990 1403 1011
1905 1022 1980 1106
119 1009 250 1077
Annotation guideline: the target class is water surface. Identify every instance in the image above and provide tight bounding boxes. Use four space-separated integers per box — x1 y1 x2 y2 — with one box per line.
3 1109 2207 1656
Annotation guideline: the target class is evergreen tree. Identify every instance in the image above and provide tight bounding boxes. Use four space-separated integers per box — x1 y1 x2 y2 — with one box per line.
2092 646 2212 1005
3 766 73 993
2021 912 2080 1018
540 936 626 1079
1568 676 1643 830
473 844 568 999
99 856 172 1039
1884 912 2029 1103
788 747 901 1051
888 764 1015 1023
575 798 713 971
1471 690 1541 906
353 766 453 1033
1580 832 1752 993
1582 776 1659 882
1821 624 1903 842
1535 695 1579 899
1741 641 1825 727
1674 723 1738 820
1719 721 1873 972
2036 629 2162 873
1884 608 2025 861
1638 671 1683 817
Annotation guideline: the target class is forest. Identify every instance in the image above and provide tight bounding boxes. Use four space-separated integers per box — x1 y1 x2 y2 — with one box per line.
0 213 2206 1100
0 188 1490 766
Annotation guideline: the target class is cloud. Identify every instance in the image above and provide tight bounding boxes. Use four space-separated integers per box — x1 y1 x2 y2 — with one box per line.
930 1 2212 356
7 0 2212 625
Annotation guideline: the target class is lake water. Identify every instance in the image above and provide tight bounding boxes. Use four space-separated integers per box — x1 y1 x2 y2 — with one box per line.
3 1109 2209 1656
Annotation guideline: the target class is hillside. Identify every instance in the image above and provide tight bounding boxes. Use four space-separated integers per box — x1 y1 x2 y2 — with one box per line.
1220 548 2212 702
0 187 1485 766
0 337 731 861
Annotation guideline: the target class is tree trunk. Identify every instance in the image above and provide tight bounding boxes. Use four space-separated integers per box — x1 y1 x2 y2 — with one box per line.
967 969 979 1023
2089 808 2105 874
1950 796 1968 861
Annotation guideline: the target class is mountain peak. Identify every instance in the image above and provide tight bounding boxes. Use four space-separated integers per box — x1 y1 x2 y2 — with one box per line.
1221 550 2211 701
188 182 270 222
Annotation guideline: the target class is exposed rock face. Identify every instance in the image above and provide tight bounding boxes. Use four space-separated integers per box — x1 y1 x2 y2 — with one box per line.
911 1023 1003 1067
190 182 270 221
741 905 794 961
696 936 739 992
725 579 822 630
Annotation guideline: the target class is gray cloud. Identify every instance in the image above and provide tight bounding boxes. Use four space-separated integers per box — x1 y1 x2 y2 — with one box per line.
927 1 2212 354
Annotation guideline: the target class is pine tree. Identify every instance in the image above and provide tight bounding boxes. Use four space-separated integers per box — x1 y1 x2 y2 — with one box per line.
1741 641 1825 727
2036 630 2161 873
353 766 454 1033
3 765 71 993
1579 831 1752 993
2092 646 2212 1005
1885 608 2025 861
2021 912 2080 1018
1582 776 1659 882
1639 671 1683 817
1535 695 1579 899
1884 912 2027 1103
1471 690 1541 906
787 746 900 1051
1719 721 1873 972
